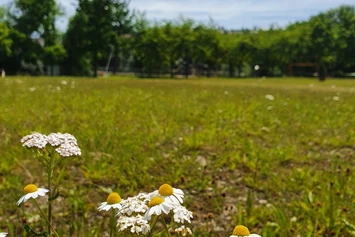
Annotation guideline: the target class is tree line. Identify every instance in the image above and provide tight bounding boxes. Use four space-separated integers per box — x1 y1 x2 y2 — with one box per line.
0 1 355 80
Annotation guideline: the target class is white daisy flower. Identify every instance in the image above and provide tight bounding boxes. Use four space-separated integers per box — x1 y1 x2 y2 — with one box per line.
98 192 122 211
21 132 48 149
230 225 261 237
144 196 175 221
0 232 7 237
17 184 49 206
173 206 193 224
150 184 184 205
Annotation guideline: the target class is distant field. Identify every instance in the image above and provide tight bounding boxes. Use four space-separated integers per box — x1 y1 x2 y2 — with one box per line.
0 76 354 236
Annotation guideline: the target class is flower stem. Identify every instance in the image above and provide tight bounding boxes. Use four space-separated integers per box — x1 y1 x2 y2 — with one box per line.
34 199 60 237
161 216 171 237
146 216 159 237
47 150 55 236
110 209 116 237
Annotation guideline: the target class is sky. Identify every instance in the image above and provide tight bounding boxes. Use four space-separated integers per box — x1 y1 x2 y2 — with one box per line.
1 0 355 31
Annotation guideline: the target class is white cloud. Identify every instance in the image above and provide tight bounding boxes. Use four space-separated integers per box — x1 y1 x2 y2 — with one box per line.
129 0 355 29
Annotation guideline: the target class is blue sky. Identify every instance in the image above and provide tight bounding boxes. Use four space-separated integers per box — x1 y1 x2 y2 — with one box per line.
1 0 355 31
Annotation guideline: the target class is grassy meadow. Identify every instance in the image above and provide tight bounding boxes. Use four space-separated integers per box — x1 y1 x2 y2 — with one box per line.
0 76 354 237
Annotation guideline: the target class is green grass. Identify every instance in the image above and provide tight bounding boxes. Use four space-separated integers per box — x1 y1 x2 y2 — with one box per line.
0 76 354 236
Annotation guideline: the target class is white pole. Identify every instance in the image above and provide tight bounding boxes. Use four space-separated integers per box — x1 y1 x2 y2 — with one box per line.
105 47 115 76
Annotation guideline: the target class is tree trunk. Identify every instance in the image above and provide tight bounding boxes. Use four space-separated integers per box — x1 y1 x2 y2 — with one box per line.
112 49 119 74
318 64 326 81
170 59 174 78
228 60 234 78
237 64 242 77
184 61 189 79
93 51 98 78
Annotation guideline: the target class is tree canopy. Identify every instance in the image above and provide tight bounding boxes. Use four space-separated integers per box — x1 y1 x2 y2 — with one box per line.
1 2 355 80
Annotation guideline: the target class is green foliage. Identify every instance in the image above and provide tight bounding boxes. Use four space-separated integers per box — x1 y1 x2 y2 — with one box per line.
13 0 60 44
0 22 12 56
62 11 91 76
44 44 67 64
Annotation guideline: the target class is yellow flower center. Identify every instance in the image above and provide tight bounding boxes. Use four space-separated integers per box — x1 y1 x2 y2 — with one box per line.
232 225 250 236
24 184 38 194
107 192 121 204
149 196 164 207
158 184 173 196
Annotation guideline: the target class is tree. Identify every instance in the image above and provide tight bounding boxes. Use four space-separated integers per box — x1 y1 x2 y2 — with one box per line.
327 5 355 75
110 0 134 74
133 24 168 77
0 22 12 57
62 8 92 76
173 18 195 78
192 24 223 77
161 21 179 78
6 0 63 75
65 0 134 77
250 28 280 76
44 44 66 75
12 0 60 45
309 13 337 81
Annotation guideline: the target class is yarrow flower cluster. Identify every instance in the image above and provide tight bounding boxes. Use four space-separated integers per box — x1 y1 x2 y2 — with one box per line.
21 132 81 156
173 206 193 224
175 225 192 236
21 132 48 149
47 132 81 156
117 215 150 235
117 192 150 216
98 183 193 236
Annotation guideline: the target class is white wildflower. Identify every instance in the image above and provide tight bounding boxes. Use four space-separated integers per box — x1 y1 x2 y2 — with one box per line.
265 94 274 101
175 225 192 236
117 193 149 216
117 215 150 235
173 206 193 224
230 225 261 237
21 132 47 149
144 196 175 221
47 132 81 156
149 184 184 205
98 192 122 211
17 184 49 206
